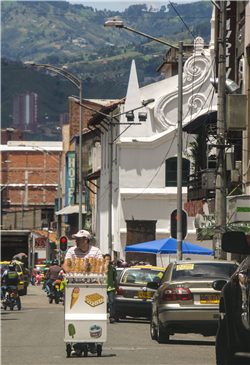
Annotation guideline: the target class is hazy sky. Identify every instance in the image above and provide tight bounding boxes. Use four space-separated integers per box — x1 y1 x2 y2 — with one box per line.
68 0 203 12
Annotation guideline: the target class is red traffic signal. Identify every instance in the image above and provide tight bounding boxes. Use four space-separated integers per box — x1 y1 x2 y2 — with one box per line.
59 235 68 251
170 209 187 240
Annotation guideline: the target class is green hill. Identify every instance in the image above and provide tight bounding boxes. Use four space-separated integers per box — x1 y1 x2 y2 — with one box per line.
1 1 213 63
1 1 213 140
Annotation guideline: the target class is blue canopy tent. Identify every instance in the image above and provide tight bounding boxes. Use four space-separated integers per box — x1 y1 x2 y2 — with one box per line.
124 237 214 256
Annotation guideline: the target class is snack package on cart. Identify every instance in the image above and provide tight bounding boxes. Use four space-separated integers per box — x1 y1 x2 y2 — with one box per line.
65 256 110 283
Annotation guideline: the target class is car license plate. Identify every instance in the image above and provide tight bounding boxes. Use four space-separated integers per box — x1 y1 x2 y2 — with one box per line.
138 291 151 299
200 294 220 304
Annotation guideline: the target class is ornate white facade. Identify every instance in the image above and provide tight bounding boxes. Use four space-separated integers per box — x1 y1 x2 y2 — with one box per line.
96 12 217 264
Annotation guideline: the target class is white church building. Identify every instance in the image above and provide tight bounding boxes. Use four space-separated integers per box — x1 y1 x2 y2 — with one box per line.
89 12 217 265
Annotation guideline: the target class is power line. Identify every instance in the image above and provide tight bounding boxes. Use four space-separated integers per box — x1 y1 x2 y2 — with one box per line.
168 1 196 39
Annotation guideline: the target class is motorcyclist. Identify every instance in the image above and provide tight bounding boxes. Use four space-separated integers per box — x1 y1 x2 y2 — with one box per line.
116 259 124 267
1 263 21 299
45 259 61 296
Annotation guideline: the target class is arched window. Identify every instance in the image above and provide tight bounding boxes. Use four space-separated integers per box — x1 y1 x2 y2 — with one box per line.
165 157 190 187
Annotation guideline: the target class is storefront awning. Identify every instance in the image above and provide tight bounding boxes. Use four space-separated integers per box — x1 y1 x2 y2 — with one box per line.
55 205 86 216
183 111 217 134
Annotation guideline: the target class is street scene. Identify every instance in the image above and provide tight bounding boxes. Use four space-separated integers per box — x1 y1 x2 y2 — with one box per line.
1 284 217 365
1 1 250 364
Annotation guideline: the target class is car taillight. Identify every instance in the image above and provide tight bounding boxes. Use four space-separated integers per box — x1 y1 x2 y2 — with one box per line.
162 288 192 301
116 287 123 296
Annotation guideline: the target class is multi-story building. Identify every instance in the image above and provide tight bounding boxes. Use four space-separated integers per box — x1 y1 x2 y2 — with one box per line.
13 91 38 132
57 99 115 236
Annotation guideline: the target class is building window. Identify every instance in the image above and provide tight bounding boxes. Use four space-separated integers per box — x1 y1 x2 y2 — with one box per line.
165 157 190 187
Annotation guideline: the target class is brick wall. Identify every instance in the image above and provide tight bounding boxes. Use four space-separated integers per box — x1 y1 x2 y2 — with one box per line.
1 150 61 207
69 99 103 140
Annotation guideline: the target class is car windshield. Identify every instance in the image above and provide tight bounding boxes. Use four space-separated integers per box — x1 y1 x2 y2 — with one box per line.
0 263 22 272
171 262 236 281
36 266 45 273
121 269 164 285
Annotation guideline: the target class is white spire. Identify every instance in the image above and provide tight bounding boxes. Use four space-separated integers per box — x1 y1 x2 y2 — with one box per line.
124 60 141 112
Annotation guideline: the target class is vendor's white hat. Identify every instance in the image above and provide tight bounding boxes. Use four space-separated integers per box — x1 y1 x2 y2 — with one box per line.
72 230 91 239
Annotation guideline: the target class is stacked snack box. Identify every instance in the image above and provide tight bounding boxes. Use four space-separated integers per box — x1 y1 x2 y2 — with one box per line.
66 256 109 279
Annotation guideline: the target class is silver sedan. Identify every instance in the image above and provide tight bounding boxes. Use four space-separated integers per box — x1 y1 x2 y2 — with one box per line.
148 260 238 343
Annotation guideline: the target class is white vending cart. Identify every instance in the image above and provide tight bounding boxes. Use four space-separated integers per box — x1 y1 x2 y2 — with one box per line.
64 276 107 357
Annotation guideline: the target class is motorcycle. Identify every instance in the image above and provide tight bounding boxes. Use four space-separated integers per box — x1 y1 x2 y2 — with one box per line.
48 279 61 304
3 286 21 310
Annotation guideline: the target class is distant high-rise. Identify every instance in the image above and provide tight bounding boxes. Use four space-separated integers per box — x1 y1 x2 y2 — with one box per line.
13 92 38 132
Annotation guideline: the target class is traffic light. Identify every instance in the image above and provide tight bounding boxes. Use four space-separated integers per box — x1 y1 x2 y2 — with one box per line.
59 235 68 251
170 209 187 240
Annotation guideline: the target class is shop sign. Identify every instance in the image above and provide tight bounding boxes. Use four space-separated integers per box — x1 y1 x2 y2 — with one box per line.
195 214 250 239
35 237 46 249
67 152 75 205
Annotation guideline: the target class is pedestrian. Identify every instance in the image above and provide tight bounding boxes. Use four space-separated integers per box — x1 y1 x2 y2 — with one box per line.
104 253 118 323
31 268 37 286
62 230 103 356
36 271 42 285
12 253 28 262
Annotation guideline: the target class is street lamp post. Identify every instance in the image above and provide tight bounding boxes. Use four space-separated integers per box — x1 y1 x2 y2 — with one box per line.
25 62 83 231
104 21 184 259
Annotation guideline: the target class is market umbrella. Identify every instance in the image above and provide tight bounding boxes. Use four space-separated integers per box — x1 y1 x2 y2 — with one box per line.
124 237 214 256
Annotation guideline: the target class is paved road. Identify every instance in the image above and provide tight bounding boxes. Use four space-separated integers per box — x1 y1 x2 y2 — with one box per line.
1 285 216 365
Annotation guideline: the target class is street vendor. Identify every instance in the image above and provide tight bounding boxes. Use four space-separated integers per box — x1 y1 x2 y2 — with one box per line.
62 230 103 272
62 229 103 357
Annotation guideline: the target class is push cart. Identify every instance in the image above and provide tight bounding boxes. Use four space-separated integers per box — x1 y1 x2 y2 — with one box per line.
64 275 107 357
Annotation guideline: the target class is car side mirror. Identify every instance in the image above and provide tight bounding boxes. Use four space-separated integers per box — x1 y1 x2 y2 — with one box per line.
147 281 159 290
212 279 227 291
222 232 250 254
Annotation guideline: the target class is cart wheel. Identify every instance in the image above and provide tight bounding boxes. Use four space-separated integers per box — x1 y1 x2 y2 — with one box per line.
66 344 71 358
83 344 88 357
97 344 102 357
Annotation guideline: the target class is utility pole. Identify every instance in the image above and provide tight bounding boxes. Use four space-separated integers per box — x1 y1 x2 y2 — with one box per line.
214 1 227 259
108 113 113 257
78 78 83 230
57 152 61 239
177 41 183 260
